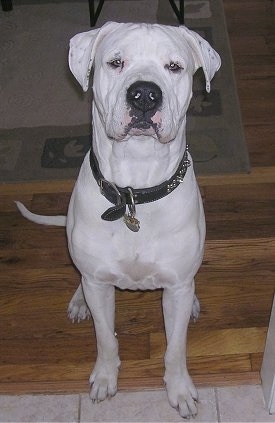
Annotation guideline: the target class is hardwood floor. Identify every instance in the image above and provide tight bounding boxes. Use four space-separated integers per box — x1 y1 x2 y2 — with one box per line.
0 0 274 394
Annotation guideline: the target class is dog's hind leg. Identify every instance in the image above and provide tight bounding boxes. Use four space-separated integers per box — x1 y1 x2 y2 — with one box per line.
191 294 200 322
68 284 91 322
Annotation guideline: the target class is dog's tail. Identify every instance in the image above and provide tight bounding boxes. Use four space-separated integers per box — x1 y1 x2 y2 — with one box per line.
15 201 67 227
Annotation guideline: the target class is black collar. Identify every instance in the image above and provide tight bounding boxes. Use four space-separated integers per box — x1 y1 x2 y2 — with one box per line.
89 144 191 221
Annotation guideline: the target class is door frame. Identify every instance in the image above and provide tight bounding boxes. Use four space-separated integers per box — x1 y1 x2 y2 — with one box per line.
261 295 275 414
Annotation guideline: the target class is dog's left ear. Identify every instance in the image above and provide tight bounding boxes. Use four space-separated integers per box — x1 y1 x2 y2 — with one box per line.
69 21 120 92
179 26 221 93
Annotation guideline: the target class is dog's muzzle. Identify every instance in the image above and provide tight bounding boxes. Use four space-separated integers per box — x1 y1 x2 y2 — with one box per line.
126 81 162 129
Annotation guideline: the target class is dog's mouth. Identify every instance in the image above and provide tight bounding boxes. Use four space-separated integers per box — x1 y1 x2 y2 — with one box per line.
127 120 159 138
125 112 161 137
134 120 151 129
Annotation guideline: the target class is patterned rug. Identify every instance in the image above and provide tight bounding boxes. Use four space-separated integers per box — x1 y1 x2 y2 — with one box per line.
0 0 250 182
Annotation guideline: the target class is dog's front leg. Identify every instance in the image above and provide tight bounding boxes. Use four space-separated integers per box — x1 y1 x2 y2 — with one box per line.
81 277 121 402
162 280 198 419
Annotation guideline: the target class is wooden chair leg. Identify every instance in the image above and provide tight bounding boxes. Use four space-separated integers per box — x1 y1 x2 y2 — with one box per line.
1 0 184 25
168 0 184 24
1 0 13 11
88 0 105 26
88 0 184 27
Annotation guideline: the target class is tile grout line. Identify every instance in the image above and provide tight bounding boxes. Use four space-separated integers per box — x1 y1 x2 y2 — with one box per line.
214 387 222 423
78 394 82 423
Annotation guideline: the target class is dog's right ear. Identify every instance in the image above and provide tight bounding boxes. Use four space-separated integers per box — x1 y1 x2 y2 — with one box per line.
69 21 120 92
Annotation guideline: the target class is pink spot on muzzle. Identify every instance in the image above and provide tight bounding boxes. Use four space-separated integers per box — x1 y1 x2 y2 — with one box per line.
151 111 162 125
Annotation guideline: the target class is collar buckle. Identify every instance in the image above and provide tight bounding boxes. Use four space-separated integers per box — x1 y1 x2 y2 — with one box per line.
99 178 122 204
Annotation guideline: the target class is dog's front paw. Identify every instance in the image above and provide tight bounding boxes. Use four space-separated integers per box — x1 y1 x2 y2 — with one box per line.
164 372 198 419
89 358 121 402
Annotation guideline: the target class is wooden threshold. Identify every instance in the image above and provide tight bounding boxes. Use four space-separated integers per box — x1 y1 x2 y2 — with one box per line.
0 372 261 395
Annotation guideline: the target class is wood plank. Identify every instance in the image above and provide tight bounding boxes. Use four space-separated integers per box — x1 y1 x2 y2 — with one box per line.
206 200 275 222
7 228 67 250
187 328 267 357
150 328 267 359
0 313 92 341
250 352 264 372
187 354 252 375
0 334 149 364
0 247 72 268
229 36 270 56
233 55 275 79
0 211 66 230
0 194 33 212
203 238 275 271
223 0 273 35
31 193 70 214
245 126 275 168
0 338 96 365
0 267 79 291
0 291 73 316
238 81 275 125
198 167 275 186
195 277 275 329
0 180 75 195
0 363 91 384
0 380 90 395
204 183 275 201
206 219 275 240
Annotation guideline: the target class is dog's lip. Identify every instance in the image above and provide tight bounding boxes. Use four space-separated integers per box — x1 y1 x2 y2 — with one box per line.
127 124 159 140
128 115 157 130
122 115 161 139
131 120 152 129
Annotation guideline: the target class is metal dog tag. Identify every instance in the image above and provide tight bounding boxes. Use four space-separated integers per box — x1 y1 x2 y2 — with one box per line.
123 187 140 232
123 214 140 232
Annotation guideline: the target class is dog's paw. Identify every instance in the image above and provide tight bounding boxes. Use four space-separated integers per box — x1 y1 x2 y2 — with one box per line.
190 294 200 322
164 372 198 419
89 358 121 402
67 298 91 323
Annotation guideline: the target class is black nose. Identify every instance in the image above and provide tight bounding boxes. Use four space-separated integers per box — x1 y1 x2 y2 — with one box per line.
126 81 162 113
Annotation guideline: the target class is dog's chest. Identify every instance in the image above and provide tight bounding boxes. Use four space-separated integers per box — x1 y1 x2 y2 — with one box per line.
71 204 203 290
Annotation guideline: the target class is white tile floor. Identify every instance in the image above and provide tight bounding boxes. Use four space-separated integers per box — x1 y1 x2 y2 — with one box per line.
0 385 274 422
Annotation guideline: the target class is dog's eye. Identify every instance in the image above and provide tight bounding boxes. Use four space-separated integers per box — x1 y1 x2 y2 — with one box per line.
108 59 124 69
167 62 182 72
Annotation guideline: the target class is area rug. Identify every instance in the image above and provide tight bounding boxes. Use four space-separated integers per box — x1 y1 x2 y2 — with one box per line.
0 0 250 182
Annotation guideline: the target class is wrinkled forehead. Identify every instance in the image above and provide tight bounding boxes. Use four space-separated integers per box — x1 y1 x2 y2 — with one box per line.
96 24 192 62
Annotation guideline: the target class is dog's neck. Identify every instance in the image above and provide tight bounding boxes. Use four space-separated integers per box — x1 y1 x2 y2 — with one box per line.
92 114 188 189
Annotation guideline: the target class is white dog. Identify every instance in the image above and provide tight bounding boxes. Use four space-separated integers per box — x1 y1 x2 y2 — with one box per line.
16 22 220 419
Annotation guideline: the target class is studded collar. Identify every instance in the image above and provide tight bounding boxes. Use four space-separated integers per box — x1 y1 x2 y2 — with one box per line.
89 144 191 222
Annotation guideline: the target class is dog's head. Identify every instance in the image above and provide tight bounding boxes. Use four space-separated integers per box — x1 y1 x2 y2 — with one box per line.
69 22 220 144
